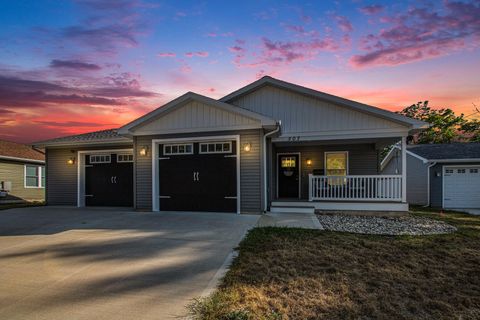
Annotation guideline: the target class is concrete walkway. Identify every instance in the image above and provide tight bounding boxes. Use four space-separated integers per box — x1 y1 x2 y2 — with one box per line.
257 212 324 229
0 206 259 320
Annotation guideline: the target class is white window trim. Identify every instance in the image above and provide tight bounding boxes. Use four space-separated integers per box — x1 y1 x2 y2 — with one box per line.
199 141 232 154
89 154 111 164
24 164 45 189
163 143 194 156
324 151 349 175
117 153 134 163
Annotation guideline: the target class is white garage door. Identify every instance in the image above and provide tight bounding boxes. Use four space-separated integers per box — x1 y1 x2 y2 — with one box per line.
444 166 480 208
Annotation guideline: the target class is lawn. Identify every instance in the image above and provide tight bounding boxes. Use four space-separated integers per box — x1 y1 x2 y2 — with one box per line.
189 209 480 320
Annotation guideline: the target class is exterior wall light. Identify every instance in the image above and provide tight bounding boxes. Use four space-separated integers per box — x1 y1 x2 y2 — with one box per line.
67 157 75 165
306 158 312 166
139 146 149 156
243 143 251 152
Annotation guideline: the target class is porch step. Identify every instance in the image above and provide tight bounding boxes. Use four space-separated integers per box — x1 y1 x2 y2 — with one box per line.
270 206 315 214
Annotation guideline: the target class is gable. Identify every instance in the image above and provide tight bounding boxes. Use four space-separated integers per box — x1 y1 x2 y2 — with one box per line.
229 85 407 138
132 99 263 135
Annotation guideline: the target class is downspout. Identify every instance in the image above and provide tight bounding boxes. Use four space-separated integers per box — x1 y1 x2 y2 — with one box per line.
425 161 437 207
263 121 281 212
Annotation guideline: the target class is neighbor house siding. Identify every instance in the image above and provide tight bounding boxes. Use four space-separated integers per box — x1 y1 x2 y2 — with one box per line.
134 129 263 213
46 145 133 206
0 160 44 201
274 143 378 199
229 85 405 136
382 151 429 205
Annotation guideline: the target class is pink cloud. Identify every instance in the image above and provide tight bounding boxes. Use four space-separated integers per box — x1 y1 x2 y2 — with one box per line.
358 5 384 15
350 1 480 68
335 16 353 33
185 51 209 58
157 52 176 57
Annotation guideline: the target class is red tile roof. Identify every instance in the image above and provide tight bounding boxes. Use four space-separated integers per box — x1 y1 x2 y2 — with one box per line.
0 140 45 162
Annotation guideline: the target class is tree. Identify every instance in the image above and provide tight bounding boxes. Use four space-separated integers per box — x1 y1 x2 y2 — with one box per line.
461 119 480 142
397 101 467 144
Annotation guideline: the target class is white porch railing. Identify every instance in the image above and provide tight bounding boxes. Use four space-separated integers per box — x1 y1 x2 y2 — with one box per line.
308 174 403 202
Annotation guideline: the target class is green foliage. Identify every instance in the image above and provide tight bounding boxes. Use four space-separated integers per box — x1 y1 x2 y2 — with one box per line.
397 101 480 144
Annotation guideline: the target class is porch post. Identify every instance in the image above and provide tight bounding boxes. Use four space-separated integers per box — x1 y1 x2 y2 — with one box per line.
401 136 407 202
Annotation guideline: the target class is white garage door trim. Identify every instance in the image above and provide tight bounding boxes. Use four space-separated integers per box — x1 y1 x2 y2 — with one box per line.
152 135 241 214
442 165 480 209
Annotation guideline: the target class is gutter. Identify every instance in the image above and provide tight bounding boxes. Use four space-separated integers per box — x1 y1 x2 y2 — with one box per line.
0 155 45 164
425 161 437 207
263 121 281 212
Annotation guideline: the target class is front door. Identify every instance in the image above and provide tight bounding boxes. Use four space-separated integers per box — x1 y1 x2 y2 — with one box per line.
277 154 300 198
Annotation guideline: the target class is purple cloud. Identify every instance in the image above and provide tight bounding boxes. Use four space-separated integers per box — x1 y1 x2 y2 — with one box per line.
185 51 209 58
359 5 384 15
335 16 353 33
350 1 480 68
34 120 116 127
157 52 176 57
50 59 102 71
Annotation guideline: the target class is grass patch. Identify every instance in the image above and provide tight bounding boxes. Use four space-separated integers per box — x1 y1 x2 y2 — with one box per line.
189 209 480 319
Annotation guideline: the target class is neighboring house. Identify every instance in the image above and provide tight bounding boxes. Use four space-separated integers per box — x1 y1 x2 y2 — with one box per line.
381 143 480 209
0 140 45 203
34 76 427 213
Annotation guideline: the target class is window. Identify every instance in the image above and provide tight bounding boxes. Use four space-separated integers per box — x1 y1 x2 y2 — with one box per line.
199 142 231 154
163 143 193 155
25 165 44 188
90 154 111 164
281 157 296 168
457 169 466 174
445 169 454 174
470 168 478 173
325 152 348 176
117 153 133 163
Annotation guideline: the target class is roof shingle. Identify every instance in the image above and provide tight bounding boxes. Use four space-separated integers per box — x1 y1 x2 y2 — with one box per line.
0 140 45 161
34 129 132 147
408 143 480 160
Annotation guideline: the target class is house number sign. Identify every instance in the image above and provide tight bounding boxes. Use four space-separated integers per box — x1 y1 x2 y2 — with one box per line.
288 136 301 141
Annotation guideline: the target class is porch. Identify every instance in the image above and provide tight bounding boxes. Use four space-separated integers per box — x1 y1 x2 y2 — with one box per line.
267 137 407 212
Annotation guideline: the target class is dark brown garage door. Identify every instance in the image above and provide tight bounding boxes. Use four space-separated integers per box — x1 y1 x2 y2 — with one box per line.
158 141 237 212
85 153 133 207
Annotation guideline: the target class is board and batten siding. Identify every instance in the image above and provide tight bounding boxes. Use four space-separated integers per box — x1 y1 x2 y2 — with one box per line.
0 160 44 201
381 151 429 205
229 85 405 136
46 145 133 206
134 129 263 213
275 143 378 199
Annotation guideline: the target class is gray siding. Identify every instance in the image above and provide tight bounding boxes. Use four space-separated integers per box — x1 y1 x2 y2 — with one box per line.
46 145 132 206
230 85 405 136
382 151 429 206
134 129 263 213
275 143 378 200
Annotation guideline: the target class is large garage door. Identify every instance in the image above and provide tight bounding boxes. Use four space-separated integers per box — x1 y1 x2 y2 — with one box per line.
158 141 237 212
444 166 480 208
85 153 133 207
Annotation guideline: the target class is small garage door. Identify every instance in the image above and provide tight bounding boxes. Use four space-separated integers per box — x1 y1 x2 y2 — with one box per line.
158 141 237 212
444 166 480 208
85 153 134 207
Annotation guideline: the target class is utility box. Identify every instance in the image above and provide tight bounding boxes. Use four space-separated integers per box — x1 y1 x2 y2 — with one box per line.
1 181 12 192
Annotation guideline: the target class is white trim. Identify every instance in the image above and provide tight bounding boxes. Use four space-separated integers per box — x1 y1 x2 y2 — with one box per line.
272 129 410 142
151 135 241 214
429 158 480 163
276 152 301 199
199 141 232 154
76 148 133 207
442 164 480 209
89 154 111 164
34 138 132 148
263 125 280 212
324 151 349 176
163 143 194 156
0 155 44 164
401 137 407 203
24 164 45 189
117 153 134 163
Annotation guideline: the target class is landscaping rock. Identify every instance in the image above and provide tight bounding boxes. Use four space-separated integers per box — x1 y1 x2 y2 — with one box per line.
316 214 456 235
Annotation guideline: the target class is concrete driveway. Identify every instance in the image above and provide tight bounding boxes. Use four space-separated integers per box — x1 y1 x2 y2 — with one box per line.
0 206 259 320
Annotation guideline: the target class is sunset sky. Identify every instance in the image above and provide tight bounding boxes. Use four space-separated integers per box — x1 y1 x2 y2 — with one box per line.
0 0 479 143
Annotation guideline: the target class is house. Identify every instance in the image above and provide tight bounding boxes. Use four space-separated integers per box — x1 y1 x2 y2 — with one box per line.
381 143 480 209
34 76 427 213
0 139 45 203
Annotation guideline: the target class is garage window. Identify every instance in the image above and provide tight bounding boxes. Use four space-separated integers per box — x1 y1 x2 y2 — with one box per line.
90 154 111 164
458 169 466 173
445 169 454 174
117 154 133 163
164 143 193 155
199 142 231 154
470 168 478 173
